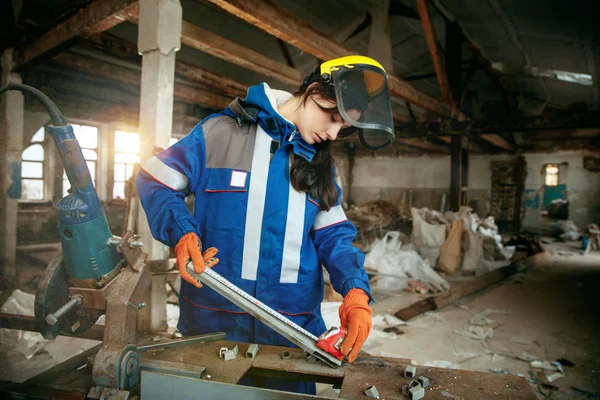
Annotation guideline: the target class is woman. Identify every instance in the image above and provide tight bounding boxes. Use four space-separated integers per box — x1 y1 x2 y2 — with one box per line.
136 55 395 394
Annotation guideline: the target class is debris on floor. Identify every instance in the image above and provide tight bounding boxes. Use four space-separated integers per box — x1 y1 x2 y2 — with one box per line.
454 325 495 340
364 231 450 294
505 235 545 259
558 220 581 242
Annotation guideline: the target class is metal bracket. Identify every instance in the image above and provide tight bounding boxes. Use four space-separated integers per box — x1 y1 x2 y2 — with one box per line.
219 344 238 361
246 344 259 360
119 231 147 272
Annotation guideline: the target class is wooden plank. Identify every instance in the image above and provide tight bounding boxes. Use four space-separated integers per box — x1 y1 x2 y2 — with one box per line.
202 0 451 116
174 84 231 110
416 0 454 107
438 135 481 152
481 133 515 151
175 61 247 98
395 251 550 321
53 52 232 110
78 34 248 98
85 2 140 36
54 52 140 86
14 0 139 69
396 138 450 153
179 21 303 87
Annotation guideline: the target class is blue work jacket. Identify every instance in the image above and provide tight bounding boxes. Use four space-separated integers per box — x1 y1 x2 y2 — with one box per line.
136 83 372 347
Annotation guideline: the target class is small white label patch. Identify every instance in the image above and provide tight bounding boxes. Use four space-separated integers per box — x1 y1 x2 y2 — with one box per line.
230 170 247 188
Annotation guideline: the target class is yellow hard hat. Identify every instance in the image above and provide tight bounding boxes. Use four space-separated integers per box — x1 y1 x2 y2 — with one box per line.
318 55 394 150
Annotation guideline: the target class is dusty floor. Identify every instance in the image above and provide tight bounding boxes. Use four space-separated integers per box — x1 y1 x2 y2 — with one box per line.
1 240 600 399
359 240 600 399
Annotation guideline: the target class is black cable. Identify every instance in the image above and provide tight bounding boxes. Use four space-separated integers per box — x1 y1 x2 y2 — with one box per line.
0 83 67 126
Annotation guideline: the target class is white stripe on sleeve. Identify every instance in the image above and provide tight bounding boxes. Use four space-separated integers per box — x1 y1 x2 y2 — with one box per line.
142 156 189 191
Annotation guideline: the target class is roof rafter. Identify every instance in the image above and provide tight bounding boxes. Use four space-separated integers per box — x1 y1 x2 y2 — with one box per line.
14 0 139 69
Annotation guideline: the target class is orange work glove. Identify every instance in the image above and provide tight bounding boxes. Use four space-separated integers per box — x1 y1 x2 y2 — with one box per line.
339 288 372 363
174 232 219 288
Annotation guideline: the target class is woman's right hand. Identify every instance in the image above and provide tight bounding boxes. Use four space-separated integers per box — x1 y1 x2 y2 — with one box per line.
174 232 219 288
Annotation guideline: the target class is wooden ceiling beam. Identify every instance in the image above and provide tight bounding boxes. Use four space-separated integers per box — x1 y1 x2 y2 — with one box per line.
179 21 304 87
77 34 248 98
80 34 248 97
174 62 247 98
437 135 481 152
14 0 139 69
416 0 454 108
124 10 303 87
53 52 232 110
396 138 450 153
480 134 515 152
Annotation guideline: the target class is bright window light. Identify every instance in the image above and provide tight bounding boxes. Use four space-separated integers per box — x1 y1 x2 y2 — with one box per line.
544 164 559 187
531 67 593 86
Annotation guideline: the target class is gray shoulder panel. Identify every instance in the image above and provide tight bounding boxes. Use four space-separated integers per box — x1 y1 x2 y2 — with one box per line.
202 115 256 171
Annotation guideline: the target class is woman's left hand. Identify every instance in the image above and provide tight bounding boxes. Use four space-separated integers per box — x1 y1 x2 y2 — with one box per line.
338 289 372 363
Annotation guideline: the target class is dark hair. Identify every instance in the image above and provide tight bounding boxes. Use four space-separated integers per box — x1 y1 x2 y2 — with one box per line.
289 77 339 211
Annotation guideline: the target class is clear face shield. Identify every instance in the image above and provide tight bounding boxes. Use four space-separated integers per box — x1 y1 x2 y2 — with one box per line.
332 66 395 150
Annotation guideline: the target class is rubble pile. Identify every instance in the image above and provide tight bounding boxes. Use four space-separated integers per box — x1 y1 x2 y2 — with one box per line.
346 200 402 229
356 202 549 294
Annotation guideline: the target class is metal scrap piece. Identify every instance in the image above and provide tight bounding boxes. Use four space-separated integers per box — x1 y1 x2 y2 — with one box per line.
364 385 380 399
219 345 239 361
408 381 425 400
417 375 430 388
281 351 292 360
405 365 417 378
246 344 259 359
219 347 228 359
409 383 425 400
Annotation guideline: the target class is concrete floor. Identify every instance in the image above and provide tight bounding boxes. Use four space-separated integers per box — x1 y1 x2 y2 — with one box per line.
2 240 600 399
358 241 600 399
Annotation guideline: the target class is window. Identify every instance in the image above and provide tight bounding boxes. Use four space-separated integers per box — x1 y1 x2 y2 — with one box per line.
114 131 141 199
21 127 45 200
63 124 98 197
113 134 179 199
544 164 559 187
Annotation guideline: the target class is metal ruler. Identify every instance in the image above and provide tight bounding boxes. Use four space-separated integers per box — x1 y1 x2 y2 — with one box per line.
186 261 342 368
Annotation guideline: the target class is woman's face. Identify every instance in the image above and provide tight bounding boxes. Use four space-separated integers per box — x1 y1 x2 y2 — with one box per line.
296 94 361 145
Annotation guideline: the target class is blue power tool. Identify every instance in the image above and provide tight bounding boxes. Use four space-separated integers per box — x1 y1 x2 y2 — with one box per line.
1 83 126 338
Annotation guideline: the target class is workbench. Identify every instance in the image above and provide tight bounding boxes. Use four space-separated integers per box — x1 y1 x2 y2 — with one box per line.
1 337 537 399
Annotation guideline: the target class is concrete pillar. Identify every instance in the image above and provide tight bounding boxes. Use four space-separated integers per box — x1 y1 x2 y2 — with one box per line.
368 0 393 74
0 50 24 277
136 0 182 332
450 135 469 211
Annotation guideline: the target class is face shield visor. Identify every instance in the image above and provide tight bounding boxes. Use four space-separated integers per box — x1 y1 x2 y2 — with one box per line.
329 63 395 150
